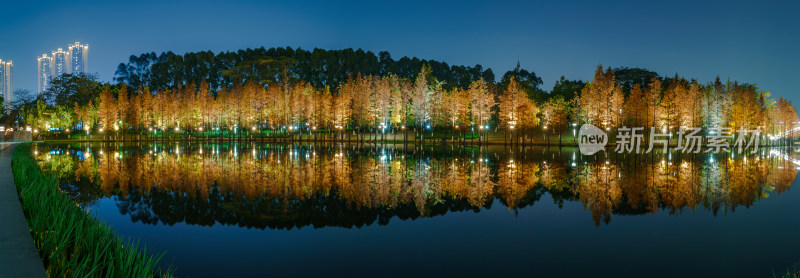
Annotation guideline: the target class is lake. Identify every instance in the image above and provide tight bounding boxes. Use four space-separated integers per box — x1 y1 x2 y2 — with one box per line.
32 142 800 277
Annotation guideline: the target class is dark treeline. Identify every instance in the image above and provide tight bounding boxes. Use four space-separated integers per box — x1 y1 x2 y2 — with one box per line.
114 47 498 92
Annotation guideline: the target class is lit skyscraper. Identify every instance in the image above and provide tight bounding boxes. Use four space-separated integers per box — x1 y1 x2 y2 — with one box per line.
52 48 68 76
68 42 89 74
37 54 52 95
38 42 89 95
0 59 12 111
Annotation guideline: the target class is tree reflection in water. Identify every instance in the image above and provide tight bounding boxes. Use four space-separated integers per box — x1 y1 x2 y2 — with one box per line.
34 143 798 228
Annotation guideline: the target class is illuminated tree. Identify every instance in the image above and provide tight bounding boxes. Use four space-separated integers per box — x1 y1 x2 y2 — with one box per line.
703 77 730 128
98 86 117 134
389 76 412 140
660 76 684 130
264 84 284 129
48 105 74 131
116 85 129 137
543 96 571 144
428 80 446 135
372 76 392 140
644 77 662 129
196 81 213 135
578 66 622 130
609 83 624 129
777 97 799 145
440 87 469 140
332 81 353 140
499 77 540 145
623 84 646 127
728 82 764 130
138 87 154 132
350 74 374 140
74 101 88 130
312 86 332 139
469 79 496 143
411 67 432 141
499 77 539 130
128 93 141 135
680 80 704 127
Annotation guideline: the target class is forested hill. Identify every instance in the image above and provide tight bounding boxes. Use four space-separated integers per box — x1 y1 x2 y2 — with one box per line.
114 47 499 92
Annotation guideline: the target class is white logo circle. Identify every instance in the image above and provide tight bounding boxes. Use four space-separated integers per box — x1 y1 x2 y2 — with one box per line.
578 124 608 155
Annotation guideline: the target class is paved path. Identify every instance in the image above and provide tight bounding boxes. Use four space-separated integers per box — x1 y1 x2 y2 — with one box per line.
0 143 47 278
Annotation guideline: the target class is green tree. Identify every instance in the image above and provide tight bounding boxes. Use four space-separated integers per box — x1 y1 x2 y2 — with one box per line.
500 62 544 102
612 67 659 96
43 73 104 107
549 76 585 102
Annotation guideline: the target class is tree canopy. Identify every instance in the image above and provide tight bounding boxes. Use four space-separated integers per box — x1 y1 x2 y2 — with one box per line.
114 47 497 93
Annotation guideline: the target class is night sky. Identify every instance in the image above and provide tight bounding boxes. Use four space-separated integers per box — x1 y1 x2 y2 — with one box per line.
1 0 798 103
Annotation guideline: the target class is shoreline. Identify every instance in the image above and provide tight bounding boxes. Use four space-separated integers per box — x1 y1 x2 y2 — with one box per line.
0 142 47 278
10 143 171 277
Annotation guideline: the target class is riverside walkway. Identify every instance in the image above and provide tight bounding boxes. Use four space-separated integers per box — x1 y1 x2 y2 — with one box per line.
0 142 47 277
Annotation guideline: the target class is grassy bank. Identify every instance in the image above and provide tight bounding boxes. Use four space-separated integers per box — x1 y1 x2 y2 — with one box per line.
11 143 172 277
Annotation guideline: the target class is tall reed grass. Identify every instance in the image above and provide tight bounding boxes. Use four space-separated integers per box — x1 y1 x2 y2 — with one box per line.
12 143 172 277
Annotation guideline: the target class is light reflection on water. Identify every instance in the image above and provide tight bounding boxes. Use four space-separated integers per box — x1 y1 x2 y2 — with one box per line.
33 142 800 277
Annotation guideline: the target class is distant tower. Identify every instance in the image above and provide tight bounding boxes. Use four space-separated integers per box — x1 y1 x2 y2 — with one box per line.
40 42 89 95
0 59 12 111
68 42 89 74
51 48 68 76
37 54 52 95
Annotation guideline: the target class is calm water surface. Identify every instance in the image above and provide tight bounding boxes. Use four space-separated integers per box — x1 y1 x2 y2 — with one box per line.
34 142 800 277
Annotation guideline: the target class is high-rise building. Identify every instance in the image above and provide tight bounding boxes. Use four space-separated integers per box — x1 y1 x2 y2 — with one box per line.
68 42 89 74
0 59 12 111
37 54 52 95
38 42 89 95
52 48 68 76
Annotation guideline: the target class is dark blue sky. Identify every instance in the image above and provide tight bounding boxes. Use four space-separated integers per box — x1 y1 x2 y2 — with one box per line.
1 0 798 104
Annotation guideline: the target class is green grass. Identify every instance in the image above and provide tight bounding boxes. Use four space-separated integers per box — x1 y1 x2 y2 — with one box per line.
11 143 172 277
776 270 800 278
